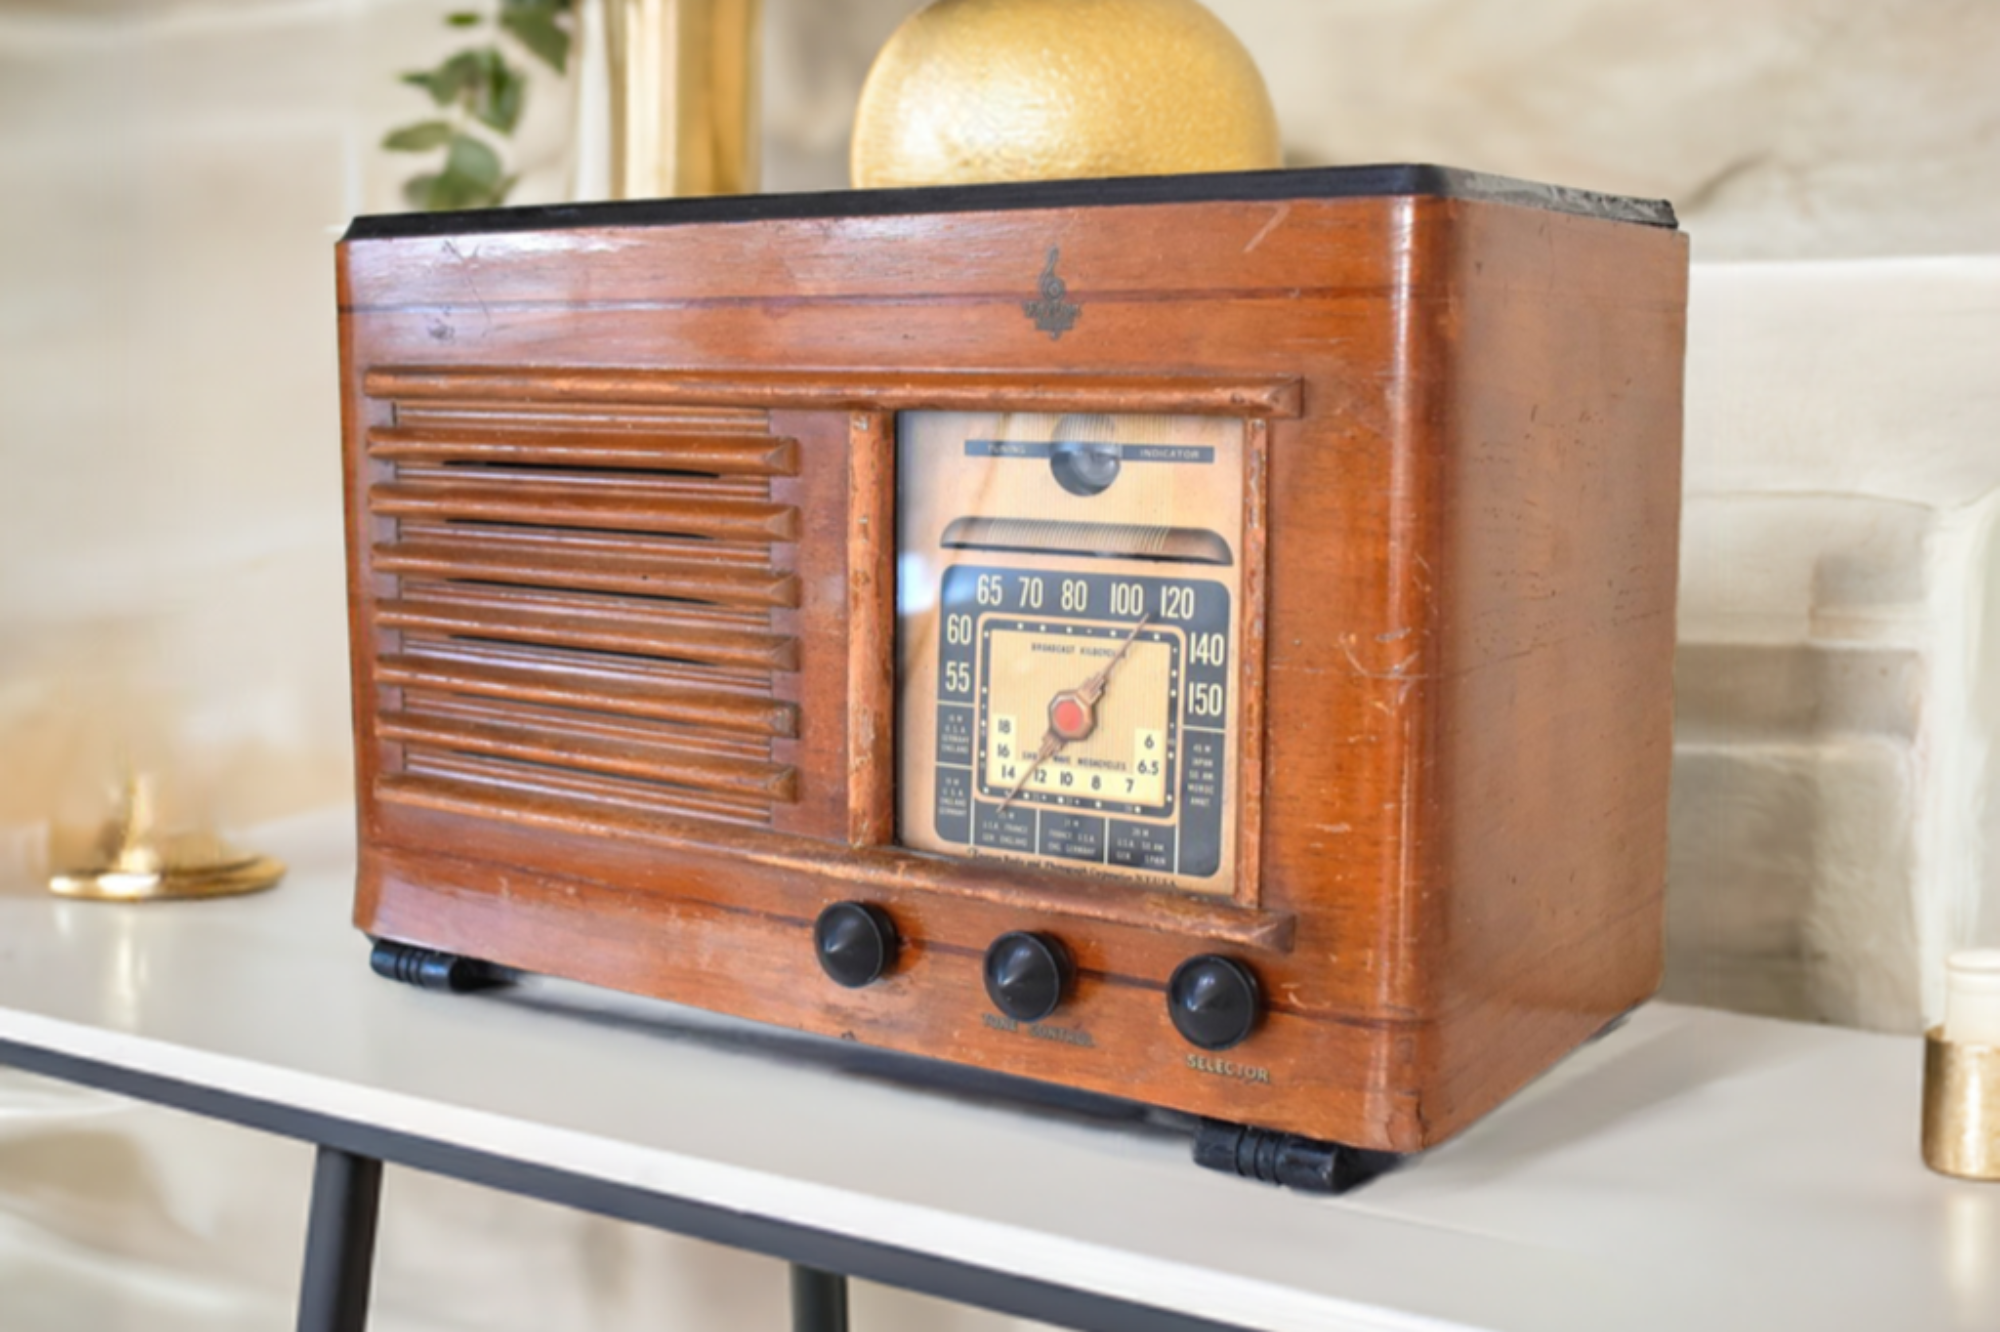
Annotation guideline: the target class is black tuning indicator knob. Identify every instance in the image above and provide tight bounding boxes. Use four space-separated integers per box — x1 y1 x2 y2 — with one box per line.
983 931 1072 1023
1167 954 1262 1051
813 902 899 988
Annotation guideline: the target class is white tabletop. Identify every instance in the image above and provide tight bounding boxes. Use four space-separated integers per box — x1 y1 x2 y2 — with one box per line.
0 808 1989 1332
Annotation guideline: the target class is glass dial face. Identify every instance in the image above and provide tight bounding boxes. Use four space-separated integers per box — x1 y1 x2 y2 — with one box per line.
896 411 1246 897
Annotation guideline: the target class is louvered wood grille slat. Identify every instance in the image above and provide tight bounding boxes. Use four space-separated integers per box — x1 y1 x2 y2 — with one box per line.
371 481 797 541
370 425 798 475
379 589 799 672
377 536 799 608
366 395 800 827
395 690 773 761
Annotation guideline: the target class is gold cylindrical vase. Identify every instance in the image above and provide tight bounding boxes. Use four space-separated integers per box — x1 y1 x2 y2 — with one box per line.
604 0 761 198
1924 1029 2000 1181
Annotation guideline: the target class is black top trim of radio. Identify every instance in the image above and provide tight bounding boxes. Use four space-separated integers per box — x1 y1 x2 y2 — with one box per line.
342 163 1678 242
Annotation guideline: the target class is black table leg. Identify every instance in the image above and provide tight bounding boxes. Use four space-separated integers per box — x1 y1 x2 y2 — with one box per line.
297 1145 383 1332
791 1264 850 1332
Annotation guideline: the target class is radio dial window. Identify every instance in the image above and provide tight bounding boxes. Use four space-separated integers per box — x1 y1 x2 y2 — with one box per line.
894 410 1248 899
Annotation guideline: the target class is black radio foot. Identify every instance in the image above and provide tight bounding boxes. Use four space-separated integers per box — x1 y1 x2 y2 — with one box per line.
368 939 508 993
1192 1119 1403 1194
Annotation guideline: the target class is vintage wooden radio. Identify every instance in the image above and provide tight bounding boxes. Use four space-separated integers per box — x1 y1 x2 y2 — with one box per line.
337 165 1687 1188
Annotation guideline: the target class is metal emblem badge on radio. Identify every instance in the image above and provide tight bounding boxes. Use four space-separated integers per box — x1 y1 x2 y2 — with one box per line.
1023 247 1080 340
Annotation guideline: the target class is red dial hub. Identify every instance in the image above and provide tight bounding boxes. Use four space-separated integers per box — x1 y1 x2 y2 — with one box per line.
1050 694 1093 740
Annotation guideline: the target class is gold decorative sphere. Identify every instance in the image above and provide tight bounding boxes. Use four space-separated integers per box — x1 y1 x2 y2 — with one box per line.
850 0 1282 189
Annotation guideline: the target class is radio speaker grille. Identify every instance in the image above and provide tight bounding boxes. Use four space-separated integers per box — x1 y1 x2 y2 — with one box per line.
363 393 801 828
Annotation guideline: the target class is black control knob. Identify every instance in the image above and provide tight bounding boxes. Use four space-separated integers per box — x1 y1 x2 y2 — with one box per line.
813 902 899 988
1167 955 1262 1050
982 931 1072 1023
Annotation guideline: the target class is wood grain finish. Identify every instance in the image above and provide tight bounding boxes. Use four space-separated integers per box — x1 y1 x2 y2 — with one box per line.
337 186 1686 1152
844 411 897 847
362 366 1304 419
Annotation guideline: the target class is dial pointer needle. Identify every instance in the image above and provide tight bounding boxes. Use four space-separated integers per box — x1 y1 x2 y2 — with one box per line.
1076 614 1151 705
1001 731 1062 809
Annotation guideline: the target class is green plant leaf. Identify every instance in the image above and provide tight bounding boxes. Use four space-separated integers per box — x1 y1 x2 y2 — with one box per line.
399 69 446 103
401 68 450 106
446 10 482 26
402 172 442 209
402 133 506 211
403 49 493 109
501 0 570 73
438 172 505 209
444 133 504 191
473 56 526 134
402 56 463 106
408 46 522 135
406 157 511 211
381 119 456 152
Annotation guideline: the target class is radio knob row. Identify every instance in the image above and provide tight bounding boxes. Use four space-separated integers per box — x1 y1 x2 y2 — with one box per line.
811 901 1261 1052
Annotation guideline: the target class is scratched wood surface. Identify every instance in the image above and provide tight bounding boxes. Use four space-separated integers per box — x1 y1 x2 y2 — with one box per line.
337 186 1687 1151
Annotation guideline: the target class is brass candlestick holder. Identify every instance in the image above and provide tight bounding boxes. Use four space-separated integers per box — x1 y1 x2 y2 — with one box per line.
1923 951 2000 1182
49 774 284 902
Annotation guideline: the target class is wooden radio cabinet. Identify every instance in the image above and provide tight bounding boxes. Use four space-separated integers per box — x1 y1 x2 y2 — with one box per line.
337 165 1687 1188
